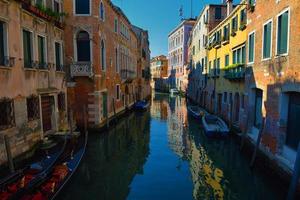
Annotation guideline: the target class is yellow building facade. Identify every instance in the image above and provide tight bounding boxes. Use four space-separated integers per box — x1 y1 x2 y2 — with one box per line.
206 1 247 130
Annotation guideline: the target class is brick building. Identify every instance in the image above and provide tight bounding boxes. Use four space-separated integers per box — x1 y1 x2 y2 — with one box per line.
65 0 148 128
0 0 67 165
245 0 300 170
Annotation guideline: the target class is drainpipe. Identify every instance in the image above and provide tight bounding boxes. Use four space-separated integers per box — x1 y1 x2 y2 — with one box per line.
226 0 233 16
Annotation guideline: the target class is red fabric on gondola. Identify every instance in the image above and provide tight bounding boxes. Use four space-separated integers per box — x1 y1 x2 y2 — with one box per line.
0 191 10 200
31 192 46 200
7 183 18 193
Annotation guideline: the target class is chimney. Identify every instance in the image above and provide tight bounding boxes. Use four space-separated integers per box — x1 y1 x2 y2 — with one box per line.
226 0 233 16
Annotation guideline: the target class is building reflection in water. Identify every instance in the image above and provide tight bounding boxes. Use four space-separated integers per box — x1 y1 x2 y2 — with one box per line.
151 94 229 200
57 112 151 200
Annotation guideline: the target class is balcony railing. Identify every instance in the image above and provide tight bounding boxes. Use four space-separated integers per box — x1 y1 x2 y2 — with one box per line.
224 64 245 80
70 62 93 77
121 69 136 81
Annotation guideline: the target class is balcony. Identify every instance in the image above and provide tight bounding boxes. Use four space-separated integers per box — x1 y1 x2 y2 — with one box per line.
70 62 93 77
121 69 136 82
224 64 245 81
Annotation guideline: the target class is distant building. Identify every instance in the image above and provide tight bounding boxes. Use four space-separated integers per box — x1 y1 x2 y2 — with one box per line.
187 4 227 104
168 19 196 92
150 55 168 92
0 0 67 165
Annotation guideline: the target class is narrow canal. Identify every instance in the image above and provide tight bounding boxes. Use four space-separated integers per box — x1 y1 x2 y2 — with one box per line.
58 93 285 200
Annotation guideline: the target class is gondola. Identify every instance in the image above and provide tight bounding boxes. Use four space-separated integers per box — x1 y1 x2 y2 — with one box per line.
133 100 150 111
187 105 207 120
20 131 88 200
0 136 67 200
202 114 230 137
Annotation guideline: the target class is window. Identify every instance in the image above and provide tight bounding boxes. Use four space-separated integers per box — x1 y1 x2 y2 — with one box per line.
225 54 229 66
100 2 105 21
114 18 118 33
116 85 120 100
0 21 8 66
101 40 106 71
53 0 60 13
76 31 90 62
192 46 195 55
231 16 238 33
233 46 246 64
27 95 40 121
224 92 227 103
75 0 90 15
36 0 44 6
263 20 272 59
58 92 66 111
242 46 246 63
37 35 46 69
248 32 255 63
55 42 63 71
277 9 289 55
23 30 33 68
240 9 247 24
223 25 229 41
198 39 201 50
233 50 237 64
115 48 119 73
216 58 220 75
215 7 222 20
254 89 263 128
0 98 15 130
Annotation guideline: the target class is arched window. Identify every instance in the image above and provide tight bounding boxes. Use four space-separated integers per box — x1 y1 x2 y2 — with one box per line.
100 2 105 21
76 31 90 62
101 40 106 70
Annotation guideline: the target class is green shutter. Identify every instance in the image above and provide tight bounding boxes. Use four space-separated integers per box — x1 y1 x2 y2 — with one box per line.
263 22 272 59
38 36 45 66
23 30 32 67
0 22 4 65
248 33 254 62
225 55 229 66
278 11 288 55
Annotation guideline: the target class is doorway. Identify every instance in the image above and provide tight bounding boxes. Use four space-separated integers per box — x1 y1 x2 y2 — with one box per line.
286 92 300 150
254 89 263 129
102 92 108 118
41 95 55 133
234 93 240 122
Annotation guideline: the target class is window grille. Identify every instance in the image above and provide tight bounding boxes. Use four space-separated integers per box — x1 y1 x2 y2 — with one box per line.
27 95 40 121
0 98 15 130
58 92 66 111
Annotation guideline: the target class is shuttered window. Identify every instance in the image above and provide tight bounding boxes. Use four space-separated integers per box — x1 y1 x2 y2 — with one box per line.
225 55 229 66
55 42 63 71
0 22 4 66
263 21 272 59
38 36 46 69
248 32 255 63
23 30 33 68
277 10 289 55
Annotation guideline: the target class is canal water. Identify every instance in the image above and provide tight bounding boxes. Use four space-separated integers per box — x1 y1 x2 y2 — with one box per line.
58 93 285 200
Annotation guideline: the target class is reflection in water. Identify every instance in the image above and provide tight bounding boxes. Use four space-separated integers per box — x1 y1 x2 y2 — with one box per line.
58 93 283 200
58 112 151 200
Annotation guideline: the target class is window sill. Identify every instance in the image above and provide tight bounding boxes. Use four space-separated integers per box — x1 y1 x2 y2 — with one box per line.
38 69 50 72
261 57 272 62
275 54 288 58
0 66 12 70
56 70 65 74
74 14 91 17
24 67 37 71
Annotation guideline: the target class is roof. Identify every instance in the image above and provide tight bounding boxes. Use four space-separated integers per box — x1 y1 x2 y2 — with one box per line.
168 18 196 37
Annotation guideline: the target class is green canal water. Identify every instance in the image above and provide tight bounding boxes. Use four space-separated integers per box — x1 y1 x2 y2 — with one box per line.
58 93 285 200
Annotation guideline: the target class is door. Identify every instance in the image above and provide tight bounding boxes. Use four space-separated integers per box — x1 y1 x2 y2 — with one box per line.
218 93 222 115
286 93 300 150
41 96 54 132
102 92 107 118
234 93 240 122
254 89 263 128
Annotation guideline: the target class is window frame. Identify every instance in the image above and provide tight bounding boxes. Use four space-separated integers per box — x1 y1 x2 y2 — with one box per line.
36 34 47 69
100 1 105 21
0 20 9 66
54 40 64 71
275 7 290 57
262 19 273 61
116 84 120 101
248 31 255 64
22 28 34 68
73 0 91 16
101 39 106 71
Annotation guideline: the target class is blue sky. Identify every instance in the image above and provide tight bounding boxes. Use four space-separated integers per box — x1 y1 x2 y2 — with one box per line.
112 0 238 58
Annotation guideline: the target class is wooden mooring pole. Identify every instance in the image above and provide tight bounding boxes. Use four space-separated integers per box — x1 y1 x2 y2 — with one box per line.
287 142 300 200
250 118 265 168
4 135 15 173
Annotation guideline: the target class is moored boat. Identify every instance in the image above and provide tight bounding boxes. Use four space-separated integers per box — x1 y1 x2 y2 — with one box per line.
202 114 229 137
134 100 150 111
19 131 88 200
0 137 66 200
187 105 207 119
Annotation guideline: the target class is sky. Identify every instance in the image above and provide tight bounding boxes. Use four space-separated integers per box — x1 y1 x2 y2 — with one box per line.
112 0 238 58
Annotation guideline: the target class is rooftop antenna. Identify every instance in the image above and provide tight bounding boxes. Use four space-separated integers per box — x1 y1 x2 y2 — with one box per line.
191 0 193 19
179 5 184 21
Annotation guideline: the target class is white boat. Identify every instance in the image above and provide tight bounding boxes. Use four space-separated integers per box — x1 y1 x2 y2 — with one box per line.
169 88 179 95
202 114 229 137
